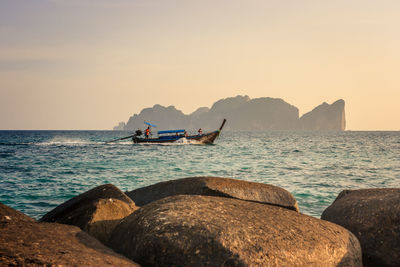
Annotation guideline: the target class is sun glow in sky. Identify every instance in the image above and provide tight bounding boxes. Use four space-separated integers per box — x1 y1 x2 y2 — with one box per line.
1 0 399 130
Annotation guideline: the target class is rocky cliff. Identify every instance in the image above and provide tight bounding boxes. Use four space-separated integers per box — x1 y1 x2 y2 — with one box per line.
115 96 346 131
299 99 345 131
124 104 190 131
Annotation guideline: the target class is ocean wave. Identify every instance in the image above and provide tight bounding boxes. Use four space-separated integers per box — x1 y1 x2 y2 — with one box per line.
0 142 32 146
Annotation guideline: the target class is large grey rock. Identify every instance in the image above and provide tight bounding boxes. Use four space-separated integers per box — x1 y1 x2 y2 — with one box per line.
40 184 138 244
321 188 400 267
126 176 299 211
300 99 346 131
109 195 362 266
0 202 138 266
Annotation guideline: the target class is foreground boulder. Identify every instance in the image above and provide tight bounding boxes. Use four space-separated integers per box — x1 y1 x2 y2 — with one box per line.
0 202 35 224
126 176 299 211
40 184 138 244
0 202 138 266
321 188 400 267
109 195 361 266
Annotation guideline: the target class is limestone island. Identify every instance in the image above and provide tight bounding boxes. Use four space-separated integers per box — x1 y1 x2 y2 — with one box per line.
114 96 346 132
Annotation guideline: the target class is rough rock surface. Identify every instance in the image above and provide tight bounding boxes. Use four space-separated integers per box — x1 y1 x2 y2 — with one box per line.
0 202 35 224
126 176 299 211
321 188 400 267
0 202 138 266
109 195 362 266
40 184 138 244
299 99 346 131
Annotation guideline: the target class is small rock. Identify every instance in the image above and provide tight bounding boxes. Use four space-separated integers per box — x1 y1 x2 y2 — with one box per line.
40 184 138 244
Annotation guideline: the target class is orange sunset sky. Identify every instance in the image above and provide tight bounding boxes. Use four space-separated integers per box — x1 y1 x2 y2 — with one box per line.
0 0 399 130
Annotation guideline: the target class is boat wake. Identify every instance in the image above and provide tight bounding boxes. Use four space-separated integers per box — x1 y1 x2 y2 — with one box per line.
174 138 202 145
2 138 203 147
174 138 190 144
36 137 96 146
134 138 203 146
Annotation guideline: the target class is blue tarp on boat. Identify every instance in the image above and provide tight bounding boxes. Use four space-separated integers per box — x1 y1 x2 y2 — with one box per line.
144 121 157 127
157 129 185 135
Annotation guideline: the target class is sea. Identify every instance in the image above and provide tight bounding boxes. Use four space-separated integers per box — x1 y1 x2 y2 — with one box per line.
0 130 399 219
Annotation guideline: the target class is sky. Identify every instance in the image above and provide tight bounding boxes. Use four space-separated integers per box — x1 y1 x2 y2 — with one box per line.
0 0 399 130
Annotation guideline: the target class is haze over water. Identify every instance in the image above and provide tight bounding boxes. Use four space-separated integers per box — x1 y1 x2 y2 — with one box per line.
1 130 399 219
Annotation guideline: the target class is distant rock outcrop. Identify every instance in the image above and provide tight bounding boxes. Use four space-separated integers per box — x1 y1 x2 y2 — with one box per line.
109 195 362 266
190 107 210 118
115 96 346 131
124 104 191 131
202 96 299 131
113 122 126 131
321 188 400 267
126 176 299 211
299 99 346 131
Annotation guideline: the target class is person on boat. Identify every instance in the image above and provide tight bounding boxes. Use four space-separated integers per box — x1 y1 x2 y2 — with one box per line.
145 126 151 138
184 131 188 137
135 129 143 137
198 128 203 135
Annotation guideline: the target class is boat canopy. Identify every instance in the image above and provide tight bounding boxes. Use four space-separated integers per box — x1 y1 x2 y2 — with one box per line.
144 121 157 127
157 129 185 135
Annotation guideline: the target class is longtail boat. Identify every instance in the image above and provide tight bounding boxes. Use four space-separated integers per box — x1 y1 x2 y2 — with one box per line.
105 119 226 145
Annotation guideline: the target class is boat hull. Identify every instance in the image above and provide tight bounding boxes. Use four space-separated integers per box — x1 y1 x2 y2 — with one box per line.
132 130 220 144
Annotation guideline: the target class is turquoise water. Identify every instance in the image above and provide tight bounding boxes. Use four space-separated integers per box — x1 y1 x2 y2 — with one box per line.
1 130 399 219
